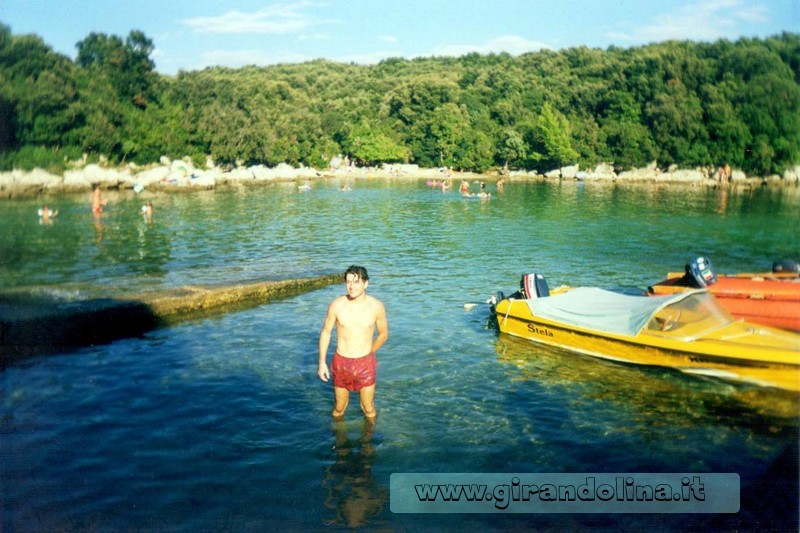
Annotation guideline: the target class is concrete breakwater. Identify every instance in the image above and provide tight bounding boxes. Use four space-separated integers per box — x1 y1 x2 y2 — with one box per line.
0 273 341 364
2 158 798 198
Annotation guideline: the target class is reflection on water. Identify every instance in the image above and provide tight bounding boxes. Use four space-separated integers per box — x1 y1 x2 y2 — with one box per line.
494 334 800 422
322 418 388 528
718 187 729 215
491 331 799 530
93 210 104 246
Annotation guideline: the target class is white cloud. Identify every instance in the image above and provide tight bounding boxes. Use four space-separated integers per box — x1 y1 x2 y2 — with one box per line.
183 1 333 35
297 32 332 42
430 35 551 58
379 35 397 43
608 0 770 43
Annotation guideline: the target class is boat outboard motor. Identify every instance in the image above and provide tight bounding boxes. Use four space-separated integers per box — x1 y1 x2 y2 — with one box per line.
521 272 550 299
685 257 717 287
772 259 800 274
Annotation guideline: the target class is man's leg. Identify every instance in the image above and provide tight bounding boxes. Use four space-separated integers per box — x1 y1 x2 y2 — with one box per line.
333 386 349 419
358 384 376 419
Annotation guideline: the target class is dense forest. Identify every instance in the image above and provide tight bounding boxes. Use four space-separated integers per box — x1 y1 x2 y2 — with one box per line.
0 23 798 176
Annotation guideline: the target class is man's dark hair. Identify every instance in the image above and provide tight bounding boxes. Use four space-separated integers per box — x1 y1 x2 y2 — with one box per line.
344 265 369 281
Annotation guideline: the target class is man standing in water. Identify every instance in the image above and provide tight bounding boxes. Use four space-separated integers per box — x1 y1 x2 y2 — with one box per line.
319 265 388 420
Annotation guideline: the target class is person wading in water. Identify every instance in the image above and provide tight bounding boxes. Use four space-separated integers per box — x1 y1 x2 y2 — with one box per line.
318 265 388 420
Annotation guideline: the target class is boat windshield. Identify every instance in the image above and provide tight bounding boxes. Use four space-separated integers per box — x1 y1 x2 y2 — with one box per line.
646 291 734 337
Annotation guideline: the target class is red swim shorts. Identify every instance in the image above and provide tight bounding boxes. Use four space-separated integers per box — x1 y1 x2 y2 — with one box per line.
331 352 377 392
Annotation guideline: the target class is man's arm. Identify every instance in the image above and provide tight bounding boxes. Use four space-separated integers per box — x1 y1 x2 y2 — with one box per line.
371 300 388 353
318 301 338 381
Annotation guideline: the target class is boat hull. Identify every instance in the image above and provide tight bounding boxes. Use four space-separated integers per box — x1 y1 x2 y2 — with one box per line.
495 298 800 392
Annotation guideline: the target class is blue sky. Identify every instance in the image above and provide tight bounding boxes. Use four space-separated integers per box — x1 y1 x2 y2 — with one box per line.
3 0 798 75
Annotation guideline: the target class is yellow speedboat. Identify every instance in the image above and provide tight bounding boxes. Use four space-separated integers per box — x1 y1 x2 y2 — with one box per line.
491 273 800 392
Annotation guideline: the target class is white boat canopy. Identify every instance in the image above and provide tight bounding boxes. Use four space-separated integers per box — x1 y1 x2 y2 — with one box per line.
526 287 706 337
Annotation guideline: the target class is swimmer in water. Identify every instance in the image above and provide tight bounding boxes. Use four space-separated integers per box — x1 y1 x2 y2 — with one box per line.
38 205 58 223
92 186 107 214
142 200 153 221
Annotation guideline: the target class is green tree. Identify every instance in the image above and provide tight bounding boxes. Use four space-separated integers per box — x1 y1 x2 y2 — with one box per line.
76 30 157 106
426 103 471 167
345 124 408 165
528 102 579 170
0 27 79 153
737 74 800 174
382 78 457 126
0 80 16 150
456 129 494 172
702 84 751 168
644 79 709 166
600 121 658 169
498 128 526 171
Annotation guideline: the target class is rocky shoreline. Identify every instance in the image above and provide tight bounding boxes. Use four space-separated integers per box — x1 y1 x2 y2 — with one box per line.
1 158 798 198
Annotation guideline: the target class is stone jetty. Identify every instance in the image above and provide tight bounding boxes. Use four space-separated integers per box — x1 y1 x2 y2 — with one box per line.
0 273 341 364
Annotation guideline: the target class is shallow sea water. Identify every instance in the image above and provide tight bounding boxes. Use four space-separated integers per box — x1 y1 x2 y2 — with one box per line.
1 178 798 531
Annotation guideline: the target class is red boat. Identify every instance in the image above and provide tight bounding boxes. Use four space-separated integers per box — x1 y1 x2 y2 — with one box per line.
648 258 800 332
